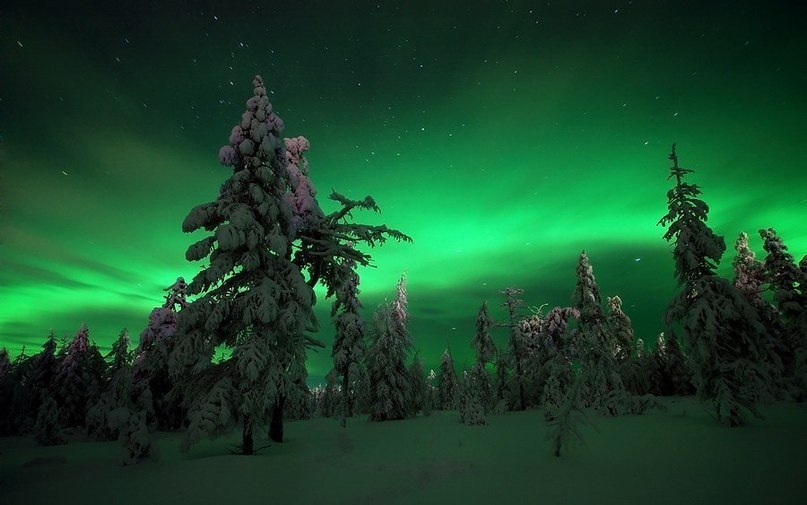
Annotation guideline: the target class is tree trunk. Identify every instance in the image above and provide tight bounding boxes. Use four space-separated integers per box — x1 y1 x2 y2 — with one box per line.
241 416 254 455
517 375 527 411
269 395 286 442
341 373 350 428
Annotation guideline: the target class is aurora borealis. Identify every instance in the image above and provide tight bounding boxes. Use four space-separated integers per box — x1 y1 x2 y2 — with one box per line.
1 1 805 383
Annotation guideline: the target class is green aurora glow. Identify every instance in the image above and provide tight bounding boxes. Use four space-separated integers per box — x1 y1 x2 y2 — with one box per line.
1 1 805 382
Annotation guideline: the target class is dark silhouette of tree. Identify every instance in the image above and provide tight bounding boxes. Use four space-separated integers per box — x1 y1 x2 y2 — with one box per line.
473 301 496 365
134 277 188 430
53 324 104 428
659 144 774 426
330 252 365 427
759 228 807 399
501 287 528 410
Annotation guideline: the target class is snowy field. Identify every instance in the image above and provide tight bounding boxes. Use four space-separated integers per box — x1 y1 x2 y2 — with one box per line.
1 396 804 505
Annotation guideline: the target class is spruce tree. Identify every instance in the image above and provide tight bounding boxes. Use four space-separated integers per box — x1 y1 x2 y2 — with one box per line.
493 354 511 408
169 76 409 453
734 232 789 397
630 338 652 396
391 272 409 340
351 363 371 416
408 354 429 416
0 348 11 431
546 373 586 457
284 375 313 421
760 228 807 333
572 251 627 415
759 228 807 364
169 76 320 454
469 360 495 412
734 232 766 303
542 307 579 420
33 395 65 446
473 301 496 365
425 368 436 415
1 347 32 435
53 324 104 428
330 252 365 427
501 287 528 410
317 370 341 418
606 296 634 364
517 312 546 408
108 329 132 377
650 332 694 396
759 227 807 399
279 133 410 434
87 329 136 440
659 144 774 426
635 338 646 360
0 348 9 379
606 296 636 396
458 371 486 426
134 277 188 430
366 302 411 421
107 408 155 465
366 273 412 421
437 348 458 410
26 332 60 418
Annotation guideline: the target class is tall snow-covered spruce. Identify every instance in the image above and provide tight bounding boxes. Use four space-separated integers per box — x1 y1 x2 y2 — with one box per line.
606 296 633 366
53 324 105 428
408 354 431 416
572 251 628 415
470 301 497 410
546 372 586 457
759 228 807 399
330 251 365 427
366 274 413 421
658 144 774 426
170 76 409 454
134 277 188 430
650 332 694 396
437 348 459 409
501 287 528 411
541 306 579 420
0 337 49 436
458 371 486 426
606 295 639 395
733 232 766 305
86 328 134 440
173 136 313 453
473 301 496 365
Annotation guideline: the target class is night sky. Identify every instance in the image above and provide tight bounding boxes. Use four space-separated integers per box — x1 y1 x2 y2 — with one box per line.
1 0 805 383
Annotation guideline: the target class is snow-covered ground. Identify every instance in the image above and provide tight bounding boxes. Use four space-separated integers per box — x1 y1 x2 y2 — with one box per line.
1 397 804 505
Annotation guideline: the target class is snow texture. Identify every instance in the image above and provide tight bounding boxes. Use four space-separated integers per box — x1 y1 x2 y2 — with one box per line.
2 397 806 504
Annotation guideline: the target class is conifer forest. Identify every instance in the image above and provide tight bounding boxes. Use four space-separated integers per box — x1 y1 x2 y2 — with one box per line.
1 1 805 504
